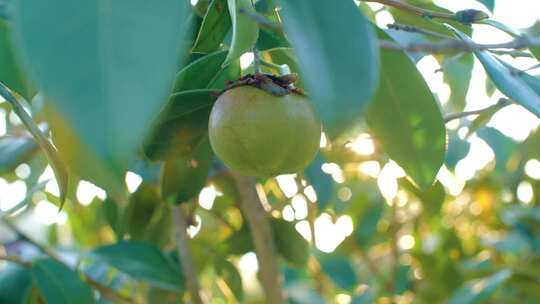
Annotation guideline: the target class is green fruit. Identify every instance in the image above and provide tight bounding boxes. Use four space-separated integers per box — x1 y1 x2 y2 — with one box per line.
209 86 321 177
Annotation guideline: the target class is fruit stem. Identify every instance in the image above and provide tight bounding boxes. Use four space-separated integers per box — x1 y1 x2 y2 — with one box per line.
232 172 286 303
173 204 205 304
253 48 263 73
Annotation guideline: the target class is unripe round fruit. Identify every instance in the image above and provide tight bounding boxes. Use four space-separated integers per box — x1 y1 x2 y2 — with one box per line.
209 86 321 177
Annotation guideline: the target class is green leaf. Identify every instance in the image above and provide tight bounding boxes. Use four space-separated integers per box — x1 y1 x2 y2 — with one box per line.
223 0 259 66
0 134 38 174
477 127 518 172
0 19 35 100
441 54 474 111
162 136 213 204
216 259 244 302
449 26 540 118
92 240 183 291
445 131 471 169
0 84 69 205
123 184 161 239
316 252 358 290
279 0 379 137
354 202 384 248
477 0 495 12
448 269 512 304
480 19 521 37
0 264 33 304
32 259 95 304
304 153 333 209
172 50 228 92
271 218 309 267
402 179 445 217
192 0 231 53
144 89 217 161
366 33 446 189
11 0 191 191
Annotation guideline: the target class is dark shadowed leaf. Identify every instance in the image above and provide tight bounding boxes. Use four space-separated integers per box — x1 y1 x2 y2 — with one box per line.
11 0 190 191
448 269 512 304
366 33 446 189
223 0 259 66
32 259 95 304
162 136 213 204
192 0 231 53
449 26 540 118
354 202 384 248
172 50 228 92
92 240 184 291
279 0 379 138
144 90 217 161
316 252 357 290
216 259 244 302
0 264 33 304
0 19 34 100
271 218 309 267
304 153 333 209
0 134 37 174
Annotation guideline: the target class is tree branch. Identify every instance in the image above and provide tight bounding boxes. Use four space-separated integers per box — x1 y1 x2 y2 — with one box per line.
172 205 204 304
379 36 540 54
231 172 285 304
362 0 455 21
444 98 511 123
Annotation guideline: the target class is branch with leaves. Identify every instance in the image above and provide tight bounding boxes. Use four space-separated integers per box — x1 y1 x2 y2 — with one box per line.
1 218 134 304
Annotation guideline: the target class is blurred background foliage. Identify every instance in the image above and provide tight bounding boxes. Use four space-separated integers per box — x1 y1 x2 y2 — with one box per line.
1 0 540 303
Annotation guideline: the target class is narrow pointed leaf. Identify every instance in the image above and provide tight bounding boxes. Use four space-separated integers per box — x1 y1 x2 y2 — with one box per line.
0 83 68 205
193 0 231 53
279 0 379 138
223 0 259 66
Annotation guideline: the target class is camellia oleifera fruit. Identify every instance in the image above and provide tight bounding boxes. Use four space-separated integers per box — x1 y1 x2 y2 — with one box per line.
209 85 321 177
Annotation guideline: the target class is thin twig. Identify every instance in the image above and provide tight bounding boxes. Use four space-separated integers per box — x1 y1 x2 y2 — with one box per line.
388 23 450 40
362 0 456 21
253 48 263 73
444 98 511 122
172 205 204 304
231 172 285 304
379 36 540 54
0 254 31 267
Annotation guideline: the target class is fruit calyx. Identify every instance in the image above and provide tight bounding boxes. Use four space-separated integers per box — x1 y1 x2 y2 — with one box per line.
214 72 305 97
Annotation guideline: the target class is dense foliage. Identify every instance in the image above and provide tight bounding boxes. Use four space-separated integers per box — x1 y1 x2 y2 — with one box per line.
1 0 540 303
